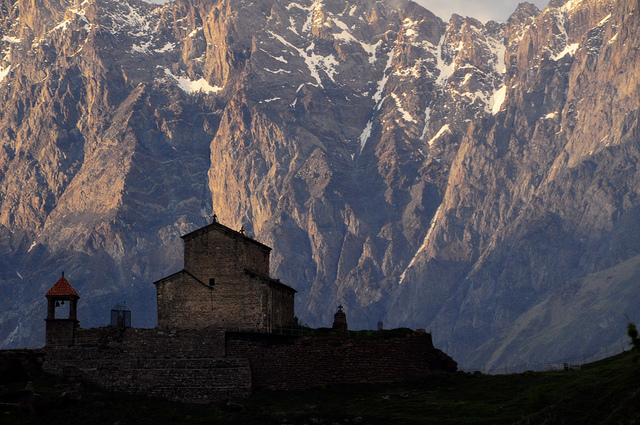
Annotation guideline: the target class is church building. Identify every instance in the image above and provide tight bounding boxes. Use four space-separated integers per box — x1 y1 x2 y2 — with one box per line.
154 218 296 333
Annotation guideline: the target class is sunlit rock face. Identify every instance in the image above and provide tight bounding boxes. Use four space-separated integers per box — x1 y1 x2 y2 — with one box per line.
1 0 639 371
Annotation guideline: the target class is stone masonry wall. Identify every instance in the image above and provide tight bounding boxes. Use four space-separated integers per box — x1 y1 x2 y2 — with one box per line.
225 332 457 390
72 327 226 357
156 272 219 329
267 282 296 331
44 327 251 403
156 271 275 331
43 328 456 402
45 319 77 347
183 222 270 283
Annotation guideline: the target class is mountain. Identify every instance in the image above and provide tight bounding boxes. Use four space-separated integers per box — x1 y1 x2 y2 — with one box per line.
0 0 638 370
386 0 640 369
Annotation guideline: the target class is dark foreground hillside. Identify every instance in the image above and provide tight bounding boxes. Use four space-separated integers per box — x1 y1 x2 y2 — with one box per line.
1 349 639 425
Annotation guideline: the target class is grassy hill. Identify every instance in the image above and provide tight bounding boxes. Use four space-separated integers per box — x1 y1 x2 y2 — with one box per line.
1 349 639 425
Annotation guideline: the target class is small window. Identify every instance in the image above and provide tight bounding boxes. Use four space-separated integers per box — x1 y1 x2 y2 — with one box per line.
209 278 215 287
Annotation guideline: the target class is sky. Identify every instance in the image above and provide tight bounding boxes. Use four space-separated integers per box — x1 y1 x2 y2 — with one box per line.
414 0 548 22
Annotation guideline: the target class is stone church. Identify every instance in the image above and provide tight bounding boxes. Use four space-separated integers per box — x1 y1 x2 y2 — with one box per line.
153 218 296 333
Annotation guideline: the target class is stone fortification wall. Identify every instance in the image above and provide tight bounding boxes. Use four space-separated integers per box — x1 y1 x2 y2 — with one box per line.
225 332 457 390
73 327 226 358
44 327 250 403
43 328 456 402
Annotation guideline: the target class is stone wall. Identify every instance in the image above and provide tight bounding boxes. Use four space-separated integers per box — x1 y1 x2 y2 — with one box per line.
45 319 78 347
156 271 291 332
155 271 218 330
183 222 271 282
43 327 457 402
72 327 226 357
225 332 457 390
44 327 251 403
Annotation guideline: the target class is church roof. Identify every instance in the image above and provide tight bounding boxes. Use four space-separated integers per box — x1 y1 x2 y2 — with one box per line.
182 220 271 251
46 274 80 298
244 268 297 293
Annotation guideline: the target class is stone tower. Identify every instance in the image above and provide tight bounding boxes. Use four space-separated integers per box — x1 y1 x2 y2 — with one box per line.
45 273 80 347
154 219 296 332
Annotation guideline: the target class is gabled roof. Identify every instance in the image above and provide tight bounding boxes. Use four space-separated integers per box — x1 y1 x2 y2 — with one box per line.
46 275 80 298
244 268 297 293
153 269 212 289
182 220 271 251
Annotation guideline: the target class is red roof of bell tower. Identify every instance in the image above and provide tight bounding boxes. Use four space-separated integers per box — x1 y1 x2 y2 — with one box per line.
46 273 80 298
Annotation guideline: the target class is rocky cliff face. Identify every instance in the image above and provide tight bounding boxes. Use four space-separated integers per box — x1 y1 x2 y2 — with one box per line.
387 0 640 368
0 0 638 370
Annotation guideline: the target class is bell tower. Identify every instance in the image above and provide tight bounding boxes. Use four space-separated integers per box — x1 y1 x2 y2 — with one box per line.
45 272 80 347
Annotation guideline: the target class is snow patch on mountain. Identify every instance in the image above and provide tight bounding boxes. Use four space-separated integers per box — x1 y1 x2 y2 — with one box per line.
132 40 153 54
265 68 291 74
597 13 612 26
560 0 585 13
402 17 420 41
2 36 21 44
360 40 382 64
117 4 154 36
267 31 339 86
398 204 444 285
489 36 507 74
261 49 289 63
305 44 339 83
358 46 396 153
373 49 395 104
551 42 579 60
0 65 10 84
359 120 373 152
394 62 424 78
428 124 451 146
332 18 358 43
489 85 507 115
301 0 323 34
435 37 459 86
159 67 222 94
421 106 431 138
391 93 416 123
155 42 176 53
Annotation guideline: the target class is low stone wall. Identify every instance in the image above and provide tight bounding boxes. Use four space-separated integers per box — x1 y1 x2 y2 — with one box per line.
225 332 457 390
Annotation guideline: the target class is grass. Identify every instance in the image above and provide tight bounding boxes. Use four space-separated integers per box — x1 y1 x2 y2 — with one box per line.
2 351 639 425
